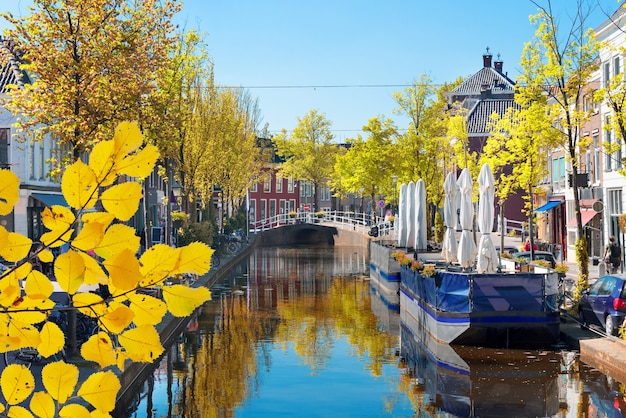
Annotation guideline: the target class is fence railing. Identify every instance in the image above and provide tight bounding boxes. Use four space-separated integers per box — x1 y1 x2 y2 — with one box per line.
249 211 392 235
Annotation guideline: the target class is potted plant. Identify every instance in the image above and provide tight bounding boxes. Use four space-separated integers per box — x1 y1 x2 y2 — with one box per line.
171 211 188 229
410 260 424 272
288 211 297 218
422 265 436 278
555 263 569 278
315 211 325 219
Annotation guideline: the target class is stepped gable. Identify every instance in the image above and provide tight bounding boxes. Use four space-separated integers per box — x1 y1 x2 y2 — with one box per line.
0 37 31 93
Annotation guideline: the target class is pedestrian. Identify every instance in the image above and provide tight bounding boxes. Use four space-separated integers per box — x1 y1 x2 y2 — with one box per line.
523 237 538 252
604 235 622 274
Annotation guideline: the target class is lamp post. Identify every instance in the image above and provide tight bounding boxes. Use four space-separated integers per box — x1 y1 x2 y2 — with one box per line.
391 175 398 215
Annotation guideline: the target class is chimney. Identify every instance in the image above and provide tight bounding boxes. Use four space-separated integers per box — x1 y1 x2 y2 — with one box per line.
483 47 492 68
494 53 503 73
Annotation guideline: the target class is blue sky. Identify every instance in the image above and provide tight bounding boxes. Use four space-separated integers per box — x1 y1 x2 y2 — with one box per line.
2 0 623 140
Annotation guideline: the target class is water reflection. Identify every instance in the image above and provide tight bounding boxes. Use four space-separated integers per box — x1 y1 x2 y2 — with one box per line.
122 246 626 418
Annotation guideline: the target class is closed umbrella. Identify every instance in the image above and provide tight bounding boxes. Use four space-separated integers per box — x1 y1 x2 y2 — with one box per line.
414 179 427 251
442 172 459 262
457 168 476 268
405 181 416 250
477 164 498 273
397 183 407 247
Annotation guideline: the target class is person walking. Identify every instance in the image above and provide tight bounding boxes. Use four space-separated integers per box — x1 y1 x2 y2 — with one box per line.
604 235 622 274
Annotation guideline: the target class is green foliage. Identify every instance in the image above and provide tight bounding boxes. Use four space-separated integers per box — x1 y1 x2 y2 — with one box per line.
177 221 218 248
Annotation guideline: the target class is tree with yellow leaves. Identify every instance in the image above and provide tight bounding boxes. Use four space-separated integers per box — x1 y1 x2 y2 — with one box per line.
0 122 212 416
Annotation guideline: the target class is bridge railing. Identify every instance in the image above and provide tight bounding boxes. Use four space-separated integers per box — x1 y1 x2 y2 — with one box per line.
249 211 396 239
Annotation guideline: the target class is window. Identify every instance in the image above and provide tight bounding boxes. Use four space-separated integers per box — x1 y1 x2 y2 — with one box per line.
260 199 267 220
276 176 282 193
263 174 271 192
39 143 45 180
552 157 565 189
0 128 8 168
251 182 258 192
615 56 621 78
593 133 600 183
249 200 256 223
269 199 276 218
605 114 613 172
604 61 611 88
30 142 35 180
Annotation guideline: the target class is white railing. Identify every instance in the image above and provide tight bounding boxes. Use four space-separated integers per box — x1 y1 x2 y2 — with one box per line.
249 210 394 238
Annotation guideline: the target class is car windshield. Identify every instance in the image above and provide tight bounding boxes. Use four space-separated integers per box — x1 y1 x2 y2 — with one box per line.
589 277 617 296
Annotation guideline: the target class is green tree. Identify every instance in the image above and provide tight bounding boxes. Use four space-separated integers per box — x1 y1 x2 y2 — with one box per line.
331 116 398 216
274 109 337 211
394 77 458 240
526 0 599 291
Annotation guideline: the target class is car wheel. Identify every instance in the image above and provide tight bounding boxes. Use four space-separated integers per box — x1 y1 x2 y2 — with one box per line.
605 315 615 336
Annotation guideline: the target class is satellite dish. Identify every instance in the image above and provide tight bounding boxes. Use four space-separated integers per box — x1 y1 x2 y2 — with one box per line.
592 201 604 212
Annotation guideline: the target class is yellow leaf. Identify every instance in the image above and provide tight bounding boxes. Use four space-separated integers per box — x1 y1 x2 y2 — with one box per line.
100 305 134 334
40 227 74 248
80 332 116 369
95 224 139 260
77 370 120 412
100 182 142 222
41 206 75 231
0 233 32 263
173 242 213 276
103 249 141 291
117 145 159 179
82 211 115 230
0 277 21 308
128 292 167 326
61 160 98 210
5 405 33 417
54 251 85 294
29 391 55 418
0 169 19 216
1 364 35 404
38 322 65 358
88 140 117 186
79 252 108 285
113 121 143 158
162 285 211 317
12 296 54 325
72 221 105 252
38 249 54 264
24 269 53 299
42 360 78 403
118 325 163 362
73 292 108 317
139 244 178 286
58 403 91 418
6 320 40 349
0 225 8 247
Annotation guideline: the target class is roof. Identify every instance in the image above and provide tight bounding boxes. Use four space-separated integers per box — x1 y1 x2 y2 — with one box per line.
0 37 30 93
451 67 516 97
466 98 519 136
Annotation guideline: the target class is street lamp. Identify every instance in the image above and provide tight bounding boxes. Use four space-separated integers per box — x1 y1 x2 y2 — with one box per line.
391 175 398 215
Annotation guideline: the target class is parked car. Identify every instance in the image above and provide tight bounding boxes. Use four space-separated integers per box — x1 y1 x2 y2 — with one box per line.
578 275 626 336
496 245 519 257
512 251 556 268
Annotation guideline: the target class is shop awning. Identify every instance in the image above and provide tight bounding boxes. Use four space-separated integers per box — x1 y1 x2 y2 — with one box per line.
31 193 68 207
535 200 561 212
567 210 597 227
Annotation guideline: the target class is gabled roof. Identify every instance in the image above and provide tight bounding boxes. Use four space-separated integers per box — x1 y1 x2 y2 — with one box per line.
467 98 519 137
0 37 30 93
452 66 515 96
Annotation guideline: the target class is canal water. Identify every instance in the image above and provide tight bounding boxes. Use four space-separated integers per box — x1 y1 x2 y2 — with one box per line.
121 246 626 417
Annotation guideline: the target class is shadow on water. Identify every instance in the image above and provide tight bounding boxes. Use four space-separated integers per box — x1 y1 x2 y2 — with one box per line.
118 246 626 418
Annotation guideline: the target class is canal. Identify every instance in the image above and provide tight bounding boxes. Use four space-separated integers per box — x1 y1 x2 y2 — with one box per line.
120 246 626 417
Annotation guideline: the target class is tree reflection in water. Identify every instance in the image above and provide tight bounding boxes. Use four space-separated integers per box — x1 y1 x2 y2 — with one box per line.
123 247 626 418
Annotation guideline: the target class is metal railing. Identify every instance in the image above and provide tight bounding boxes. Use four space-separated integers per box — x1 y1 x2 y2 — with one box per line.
249 211 394 237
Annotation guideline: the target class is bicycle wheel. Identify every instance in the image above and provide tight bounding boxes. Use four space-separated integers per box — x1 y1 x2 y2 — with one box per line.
211 252 221 268
227 242 238 254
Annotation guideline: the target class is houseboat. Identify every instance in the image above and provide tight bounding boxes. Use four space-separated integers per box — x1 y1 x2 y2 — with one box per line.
371 240 561 348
